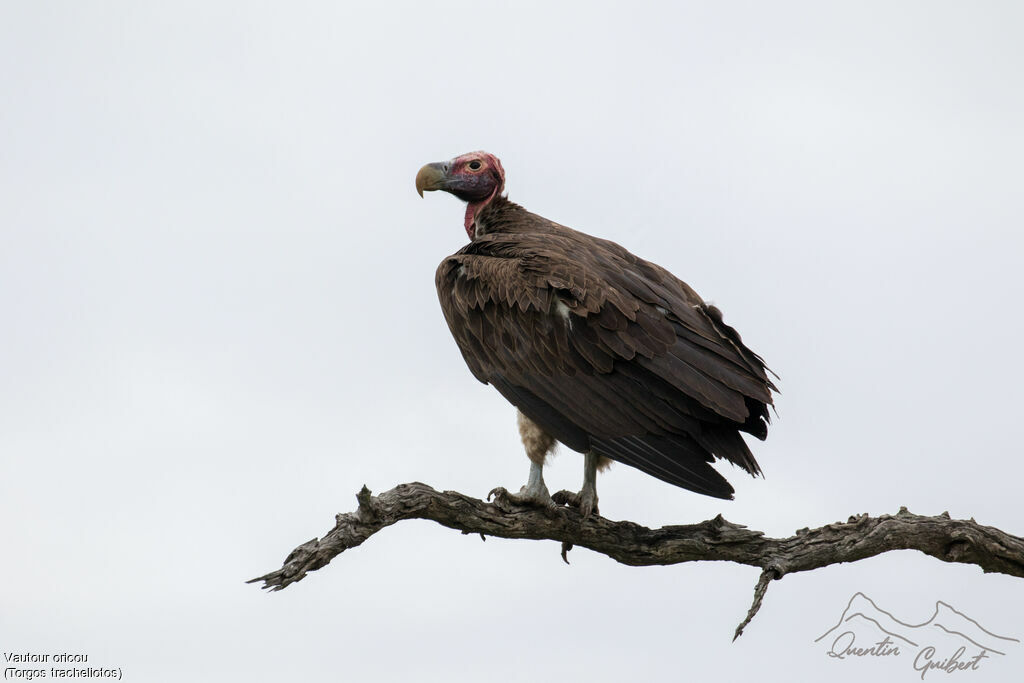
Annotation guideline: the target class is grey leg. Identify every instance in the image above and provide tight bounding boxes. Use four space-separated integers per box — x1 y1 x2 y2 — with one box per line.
578 451 601 518
506 460 555 506
488 411 558 509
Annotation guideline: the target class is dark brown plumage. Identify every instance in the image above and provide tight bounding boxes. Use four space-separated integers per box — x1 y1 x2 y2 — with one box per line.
419 151 777 505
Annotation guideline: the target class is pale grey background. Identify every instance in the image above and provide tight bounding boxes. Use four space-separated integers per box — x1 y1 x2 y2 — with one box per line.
2 2 1023 681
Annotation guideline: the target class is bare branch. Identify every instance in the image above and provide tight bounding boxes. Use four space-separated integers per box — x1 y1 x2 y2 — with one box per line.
248 483 1024 635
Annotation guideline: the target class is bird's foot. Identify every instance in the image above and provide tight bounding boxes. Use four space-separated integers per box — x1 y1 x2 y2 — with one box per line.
487 481 557 512
550 491 598 564
552 488 600 519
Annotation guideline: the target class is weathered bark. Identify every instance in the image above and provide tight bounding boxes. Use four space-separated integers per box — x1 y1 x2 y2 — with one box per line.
248 482 1024 637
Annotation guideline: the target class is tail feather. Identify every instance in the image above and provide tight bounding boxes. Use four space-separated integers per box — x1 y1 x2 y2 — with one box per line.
694 427 762 477
591 434 735 499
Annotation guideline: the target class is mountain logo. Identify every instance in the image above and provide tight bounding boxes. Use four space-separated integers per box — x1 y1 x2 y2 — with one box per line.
816 592 1018 678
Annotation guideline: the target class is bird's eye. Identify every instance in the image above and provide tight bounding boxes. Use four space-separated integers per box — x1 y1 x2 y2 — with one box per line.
468 160 482 170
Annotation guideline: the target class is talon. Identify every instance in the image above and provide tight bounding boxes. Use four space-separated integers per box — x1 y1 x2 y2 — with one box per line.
495 460 557 511
551 489 599 519
579 494 599 520
561 541 573 564
552 490 578 507
490 483 557 510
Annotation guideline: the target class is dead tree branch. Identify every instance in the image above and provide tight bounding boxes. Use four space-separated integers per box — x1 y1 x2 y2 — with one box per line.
248 482 1024 636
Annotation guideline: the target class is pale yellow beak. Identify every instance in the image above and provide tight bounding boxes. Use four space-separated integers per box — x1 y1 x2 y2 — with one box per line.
415 162 448 197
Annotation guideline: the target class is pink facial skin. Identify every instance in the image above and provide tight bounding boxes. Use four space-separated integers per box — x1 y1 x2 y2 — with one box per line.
446 152 505 239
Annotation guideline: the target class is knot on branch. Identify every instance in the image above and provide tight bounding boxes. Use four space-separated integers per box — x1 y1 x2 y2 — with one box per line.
762 560 788 579
946 540 971 561
285 538 320 566
355 485 379 523
700 514 753 538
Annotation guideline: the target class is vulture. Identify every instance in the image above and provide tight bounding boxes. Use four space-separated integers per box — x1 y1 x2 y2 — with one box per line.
416 151 777 516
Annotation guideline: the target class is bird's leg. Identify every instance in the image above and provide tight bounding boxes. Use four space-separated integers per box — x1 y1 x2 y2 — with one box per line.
555 453 603 561
489 459 556 509
488 412 557 509
577 452 601 518
513 460 554 505
554 451 610 518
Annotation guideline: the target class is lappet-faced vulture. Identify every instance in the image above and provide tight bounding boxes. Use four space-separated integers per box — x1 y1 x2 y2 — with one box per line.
416 151 777 516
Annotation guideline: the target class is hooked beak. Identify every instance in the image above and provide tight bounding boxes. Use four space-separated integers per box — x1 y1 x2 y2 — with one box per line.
415 162 448 197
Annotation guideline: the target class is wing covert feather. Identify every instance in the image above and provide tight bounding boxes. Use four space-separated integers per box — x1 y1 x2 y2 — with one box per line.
435 221 776 498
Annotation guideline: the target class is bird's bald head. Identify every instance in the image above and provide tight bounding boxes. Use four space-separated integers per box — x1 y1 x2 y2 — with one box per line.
416 151 506 239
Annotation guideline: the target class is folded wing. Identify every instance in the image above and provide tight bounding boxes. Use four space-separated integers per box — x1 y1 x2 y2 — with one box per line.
436 228 777 499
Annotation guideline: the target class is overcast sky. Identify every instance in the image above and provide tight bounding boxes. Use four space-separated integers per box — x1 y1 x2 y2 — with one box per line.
2 2 1023 681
